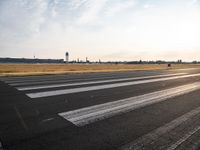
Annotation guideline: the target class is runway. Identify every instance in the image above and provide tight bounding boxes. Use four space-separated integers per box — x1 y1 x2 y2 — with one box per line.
1 68 200 150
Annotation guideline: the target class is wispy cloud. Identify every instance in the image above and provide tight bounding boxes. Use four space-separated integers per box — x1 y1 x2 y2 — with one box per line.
190 0 198 5
76 0 108 25
0 0 47 40
143 4 155 9
105 0 136 16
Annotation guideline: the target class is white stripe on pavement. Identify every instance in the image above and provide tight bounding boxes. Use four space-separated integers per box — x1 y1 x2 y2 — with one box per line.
59 82 200 127
7 75 118 85
10 76 116 86
27 73 200 98
120 106 200 150
18 73 186 91
166 126 200 150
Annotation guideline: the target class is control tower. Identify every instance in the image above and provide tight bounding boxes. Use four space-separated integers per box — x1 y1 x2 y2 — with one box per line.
65 52 69 63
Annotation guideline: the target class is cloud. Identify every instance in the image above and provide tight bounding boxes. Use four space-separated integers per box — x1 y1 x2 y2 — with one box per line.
191 0 198 4
0 0 48 41
68 0 88 10
76 0 108 25
143 4 155 9
105 0 136 16
75 0 137 26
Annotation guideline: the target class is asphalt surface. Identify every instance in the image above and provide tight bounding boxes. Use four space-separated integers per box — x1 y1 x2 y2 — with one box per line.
1 68 200 150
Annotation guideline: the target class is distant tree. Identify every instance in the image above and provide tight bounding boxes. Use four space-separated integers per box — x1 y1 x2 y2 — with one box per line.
192 61 197 64
177 59 182 64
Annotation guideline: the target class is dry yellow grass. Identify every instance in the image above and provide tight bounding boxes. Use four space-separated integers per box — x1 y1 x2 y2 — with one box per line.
0 63 199 76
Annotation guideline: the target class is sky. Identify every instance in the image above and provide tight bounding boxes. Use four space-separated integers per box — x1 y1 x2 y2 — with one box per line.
0 0 200 61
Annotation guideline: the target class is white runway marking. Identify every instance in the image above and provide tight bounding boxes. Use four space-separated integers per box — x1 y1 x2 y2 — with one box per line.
59 82 200 127
120 106 200 150
18 73 186 91
167 126 200 150
27 73 200 98
7 75 118 86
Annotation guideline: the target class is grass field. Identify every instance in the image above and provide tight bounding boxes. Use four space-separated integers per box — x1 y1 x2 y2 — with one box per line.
0 63 199 76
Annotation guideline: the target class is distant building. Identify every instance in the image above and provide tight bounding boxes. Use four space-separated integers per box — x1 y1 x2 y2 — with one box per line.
0 57 64 64
66 52 69 63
